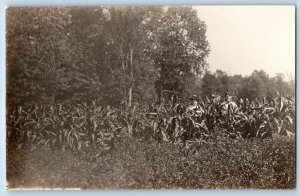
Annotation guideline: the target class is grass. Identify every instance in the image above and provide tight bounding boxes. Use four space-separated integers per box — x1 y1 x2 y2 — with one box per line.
7 134 295 189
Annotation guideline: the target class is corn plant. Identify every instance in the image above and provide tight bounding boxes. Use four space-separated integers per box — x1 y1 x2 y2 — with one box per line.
7 93 295 153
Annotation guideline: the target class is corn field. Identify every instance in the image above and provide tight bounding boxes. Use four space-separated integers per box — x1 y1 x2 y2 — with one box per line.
7 94 295 153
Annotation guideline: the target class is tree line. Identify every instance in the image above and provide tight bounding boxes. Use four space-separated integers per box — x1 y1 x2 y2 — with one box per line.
201 70 294 101
6 7 294 108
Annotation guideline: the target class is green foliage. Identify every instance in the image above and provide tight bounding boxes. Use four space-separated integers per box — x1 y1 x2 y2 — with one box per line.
201 70 295 101
7 102 124 151
7 7 210 107
7 93 295 155
153 6 210 98
6 8 75 104
7 134 295 189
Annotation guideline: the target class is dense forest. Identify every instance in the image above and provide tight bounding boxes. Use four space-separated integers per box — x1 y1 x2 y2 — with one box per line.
6 7 294 107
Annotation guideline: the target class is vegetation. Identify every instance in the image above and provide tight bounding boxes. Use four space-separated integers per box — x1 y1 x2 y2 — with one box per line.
7 7 211 107
201 70 295 101
6 7 295 189
7 94 295 150
7 135 295 189
7 94 295 189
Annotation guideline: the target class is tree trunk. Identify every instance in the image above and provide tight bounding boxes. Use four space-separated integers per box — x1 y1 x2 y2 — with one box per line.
128 48 133 108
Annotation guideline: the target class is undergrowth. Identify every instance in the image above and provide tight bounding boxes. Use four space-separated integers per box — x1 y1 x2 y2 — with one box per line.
7 134 295 189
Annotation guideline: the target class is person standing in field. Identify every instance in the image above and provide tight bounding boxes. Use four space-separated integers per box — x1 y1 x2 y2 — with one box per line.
221 93 239 113
188 95 204 115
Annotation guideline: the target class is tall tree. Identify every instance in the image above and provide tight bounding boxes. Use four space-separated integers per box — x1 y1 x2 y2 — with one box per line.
152 6 210 101
102 6 163 106
6 8 77 105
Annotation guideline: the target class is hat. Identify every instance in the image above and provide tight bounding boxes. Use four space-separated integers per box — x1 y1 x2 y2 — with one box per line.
189 95 199 101
212 92 220 98
225 93 232 100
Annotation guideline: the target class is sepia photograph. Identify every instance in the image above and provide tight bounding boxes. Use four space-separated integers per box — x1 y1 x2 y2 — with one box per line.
6 6 295 189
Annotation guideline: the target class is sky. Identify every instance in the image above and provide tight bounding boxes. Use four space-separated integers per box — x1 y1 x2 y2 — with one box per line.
194 6 295 80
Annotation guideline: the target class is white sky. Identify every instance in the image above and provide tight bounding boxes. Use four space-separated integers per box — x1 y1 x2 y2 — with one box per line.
194 6 295 80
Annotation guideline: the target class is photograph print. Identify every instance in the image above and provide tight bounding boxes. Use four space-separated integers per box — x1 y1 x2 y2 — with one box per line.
6 6 295 189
